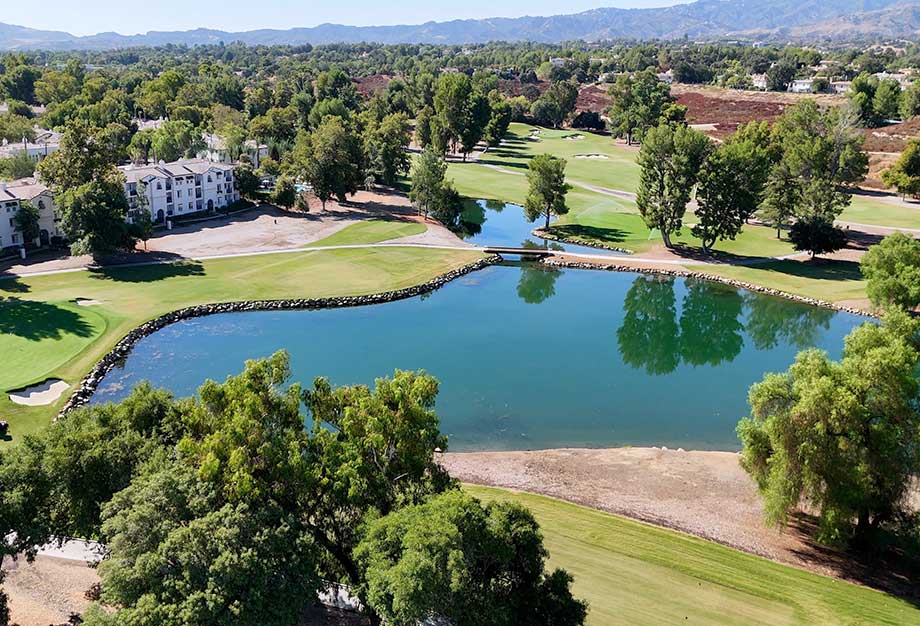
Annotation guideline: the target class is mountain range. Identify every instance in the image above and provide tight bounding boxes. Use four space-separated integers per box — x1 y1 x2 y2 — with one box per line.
1 0 919 51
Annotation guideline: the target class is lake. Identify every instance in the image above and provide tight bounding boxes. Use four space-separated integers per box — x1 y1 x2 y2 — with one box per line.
92 264 867 451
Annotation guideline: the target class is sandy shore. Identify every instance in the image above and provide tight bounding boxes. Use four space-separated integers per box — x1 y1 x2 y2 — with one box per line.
441 446 917 587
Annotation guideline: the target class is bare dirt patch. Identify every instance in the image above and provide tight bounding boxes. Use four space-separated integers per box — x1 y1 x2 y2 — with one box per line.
3 557 99 626
576 84 611 113
441 447 919 597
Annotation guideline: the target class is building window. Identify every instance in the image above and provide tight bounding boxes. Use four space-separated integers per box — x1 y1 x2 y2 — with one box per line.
12 233 19 244
38 200 45 211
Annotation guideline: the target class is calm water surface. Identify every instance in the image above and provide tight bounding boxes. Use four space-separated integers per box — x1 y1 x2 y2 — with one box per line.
457 200 619 256
93 265 867 451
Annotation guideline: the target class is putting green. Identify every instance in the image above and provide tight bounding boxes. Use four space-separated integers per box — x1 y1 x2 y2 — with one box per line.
0 299 108 392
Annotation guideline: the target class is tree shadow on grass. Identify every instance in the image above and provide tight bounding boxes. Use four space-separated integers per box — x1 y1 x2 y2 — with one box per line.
547 224 628 245
787 511 920 606
0 273 29 294
88 260 205 283
0 298 95 341
753 258 864 283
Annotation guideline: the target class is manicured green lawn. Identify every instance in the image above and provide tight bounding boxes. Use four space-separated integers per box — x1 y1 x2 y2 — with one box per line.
306 219 427 247
840 194 920 230
0 247 483 442
482 123 641 193
468 486 918 626
686 259 868 304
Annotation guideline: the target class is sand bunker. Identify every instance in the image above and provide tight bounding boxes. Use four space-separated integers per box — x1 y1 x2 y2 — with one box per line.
74 298 101 306
562 134 585 141
9 379 70 406
575 154 609 159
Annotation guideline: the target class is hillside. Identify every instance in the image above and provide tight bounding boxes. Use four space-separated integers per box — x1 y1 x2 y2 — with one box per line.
1 0 918 50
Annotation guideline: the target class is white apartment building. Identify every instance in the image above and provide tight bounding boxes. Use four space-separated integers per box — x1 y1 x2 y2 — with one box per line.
120 158 239 223
0 180 62 251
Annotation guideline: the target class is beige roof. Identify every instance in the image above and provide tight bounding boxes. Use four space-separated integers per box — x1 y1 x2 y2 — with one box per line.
120 158 234 184
0 180 50 201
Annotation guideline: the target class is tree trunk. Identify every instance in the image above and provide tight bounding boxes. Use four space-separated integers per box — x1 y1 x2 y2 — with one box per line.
545 208 551 231
660 225 672 249
854 509 872 547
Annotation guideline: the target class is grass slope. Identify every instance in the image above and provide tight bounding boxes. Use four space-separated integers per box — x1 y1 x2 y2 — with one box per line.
481 123 641 193
840 194 920 230
467 486 918 626
687 259 868 304
0 247 483 442
306 219 427 247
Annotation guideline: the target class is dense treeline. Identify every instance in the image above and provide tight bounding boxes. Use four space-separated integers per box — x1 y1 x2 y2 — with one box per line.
0 353 587 626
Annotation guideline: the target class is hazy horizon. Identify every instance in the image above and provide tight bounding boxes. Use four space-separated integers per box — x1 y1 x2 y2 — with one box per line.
1 0 691 37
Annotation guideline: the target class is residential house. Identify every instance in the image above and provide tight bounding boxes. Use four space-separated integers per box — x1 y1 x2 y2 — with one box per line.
750 73 768 90
0 129 61 162
0 179 62 251
549 57 567 68
199 132 269 169
873 72 912 90
657 70 673 84
830 81 852 94
120 158 239 224
789 79 814 94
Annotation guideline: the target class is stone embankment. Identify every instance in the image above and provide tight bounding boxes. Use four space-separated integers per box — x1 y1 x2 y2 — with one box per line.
58 256 499 417
543 258 873 317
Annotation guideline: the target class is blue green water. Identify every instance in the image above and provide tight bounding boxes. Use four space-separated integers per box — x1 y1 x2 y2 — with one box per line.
93 265 867 452
457 200 620 255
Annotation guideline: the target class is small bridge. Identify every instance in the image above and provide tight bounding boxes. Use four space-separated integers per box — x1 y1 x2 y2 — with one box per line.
484 246 556 259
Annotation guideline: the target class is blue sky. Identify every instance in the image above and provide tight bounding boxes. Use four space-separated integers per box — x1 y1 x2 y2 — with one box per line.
4 1 689 36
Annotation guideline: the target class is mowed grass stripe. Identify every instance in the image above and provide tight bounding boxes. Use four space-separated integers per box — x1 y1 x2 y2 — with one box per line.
306 219 427 247
466 486 918 626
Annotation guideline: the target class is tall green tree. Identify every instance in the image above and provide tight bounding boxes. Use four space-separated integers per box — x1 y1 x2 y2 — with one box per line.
12 199 40 245
291 116 362 210
523 154 570 230
433 72 473 154
692 141 764 252
881 137 920 198
0 150 36 180
37 119 117 191
409 148 448 218
738 312 920 545
787 178 849 258
356 491 587 626
860 232 920 311
607 70 676 144
59 171 133 256
636 123 711 248
761 161 800 239
303 369 453 585
363 112 412 185
533 80 578 129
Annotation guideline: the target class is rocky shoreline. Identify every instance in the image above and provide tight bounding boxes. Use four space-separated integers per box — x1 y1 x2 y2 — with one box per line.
58 251 875 418
531 228 635 255
57 255 500 417
542 258 875 317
